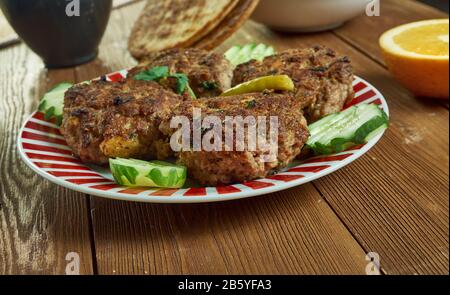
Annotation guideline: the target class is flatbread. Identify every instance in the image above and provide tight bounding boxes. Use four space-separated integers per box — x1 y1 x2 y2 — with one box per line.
194 0 259 50
128 0 239 59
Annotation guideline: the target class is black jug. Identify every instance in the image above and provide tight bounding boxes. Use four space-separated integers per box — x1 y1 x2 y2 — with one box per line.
0 0 112 68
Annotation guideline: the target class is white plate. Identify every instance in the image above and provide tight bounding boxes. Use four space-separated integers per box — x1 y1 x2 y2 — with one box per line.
18 73 388 203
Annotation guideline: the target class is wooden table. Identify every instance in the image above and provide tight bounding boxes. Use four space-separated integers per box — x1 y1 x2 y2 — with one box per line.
0 0 448 275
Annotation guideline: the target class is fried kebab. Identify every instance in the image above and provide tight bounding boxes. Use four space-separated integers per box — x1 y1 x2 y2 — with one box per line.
61 48 233 164
233 46 354 122
61 46 354 185
159 92 309 186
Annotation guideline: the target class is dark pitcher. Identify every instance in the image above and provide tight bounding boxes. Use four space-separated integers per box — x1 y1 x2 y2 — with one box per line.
0 0 112 68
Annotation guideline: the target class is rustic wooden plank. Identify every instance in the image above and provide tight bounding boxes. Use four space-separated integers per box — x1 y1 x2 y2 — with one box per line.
314 137 449 275
0 45 94 274
75 2 369 275
88 186 368 275
333 0 448 64
333 0 449 108
4 0 444 275
232 22 449 274
330 1 450 273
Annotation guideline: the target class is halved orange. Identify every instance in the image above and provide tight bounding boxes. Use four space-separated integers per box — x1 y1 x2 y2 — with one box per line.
380 19 449 99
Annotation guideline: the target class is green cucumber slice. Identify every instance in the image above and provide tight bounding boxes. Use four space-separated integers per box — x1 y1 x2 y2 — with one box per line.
224 43 275 66
306 103 389 155
223 46 240 63
250 43 266 60
238 44 256 63
308 113 339 138
263 46 275 57
38 82 73 126
109 158 187 188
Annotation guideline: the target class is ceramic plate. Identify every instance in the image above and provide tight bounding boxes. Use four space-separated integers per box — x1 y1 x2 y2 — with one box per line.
18 71 389 203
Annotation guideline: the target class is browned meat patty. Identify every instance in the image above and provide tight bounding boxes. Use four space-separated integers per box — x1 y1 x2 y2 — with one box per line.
131 48 233 97
61 79 185 164
233 46 354 122
159 92 309 186
61 48 233 165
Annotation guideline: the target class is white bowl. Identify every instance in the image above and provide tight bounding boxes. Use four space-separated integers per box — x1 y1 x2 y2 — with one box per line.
251 0 372 32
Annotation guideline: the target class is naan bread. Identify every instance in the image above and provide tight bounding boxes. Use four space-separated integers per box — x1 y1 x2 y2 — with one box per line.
128 0 239 59
195 0 259 50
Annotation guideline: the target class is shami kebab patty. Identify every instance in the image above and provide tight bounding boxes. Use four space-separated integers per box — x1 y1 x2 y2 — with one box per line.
61 46 353 186
159 92 309 186
61 79 185 164
131 48 233 97
233 46 355 122
61 48 233 164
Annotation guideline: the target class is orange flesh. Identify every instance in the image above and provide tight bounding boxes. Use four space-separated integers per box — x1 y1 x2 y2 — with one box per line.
394 23 449 56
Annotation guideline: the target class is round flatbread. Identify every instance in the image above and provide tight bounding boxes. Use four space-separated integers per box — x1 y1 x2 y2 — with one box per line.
128 0 239 60
194 0 259 50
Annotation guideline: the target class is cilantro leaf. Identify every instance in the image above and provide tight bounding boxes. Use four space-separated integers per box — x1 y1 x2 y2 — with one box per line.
134 66 196 99
246 100 256 108
186 84 197 99
134 66 169 81
201 81 219 90
169 73 196 99
169 73 189 94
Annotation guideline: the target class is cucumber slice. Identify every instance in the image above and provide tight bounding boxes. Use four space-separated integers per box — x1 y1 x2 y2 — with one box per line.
224 43 275 66
38 82 73 126
220 75 294 96
223 46 241 63
109 158 187 188
263 46 275 57
308 113 339 138
250 43 266 60
306 104 389 155
237 44 256 63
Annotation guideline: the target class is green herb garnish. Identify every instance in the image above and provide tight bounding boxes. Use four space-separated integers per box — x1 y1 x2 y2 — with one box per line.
246 100 257 108
186 84 197 99
201 81 219 90
134 66 196 99
134 66 169 81
169 73 189 94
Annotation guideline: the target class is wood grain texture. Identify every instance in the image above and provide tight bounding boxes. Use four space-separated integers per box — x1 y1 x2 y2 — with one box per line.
1 0 448 275
89 186 368 275
334 0 449 109
228 21 449 274
329 1 449 273
334 0 449 64
72 1 449 275
74 3 369 275
0 46 93 274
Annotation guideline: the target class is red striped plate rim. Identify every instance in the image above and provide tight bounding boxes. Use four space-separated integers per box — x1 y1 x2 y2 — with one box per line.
17 73 389 203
